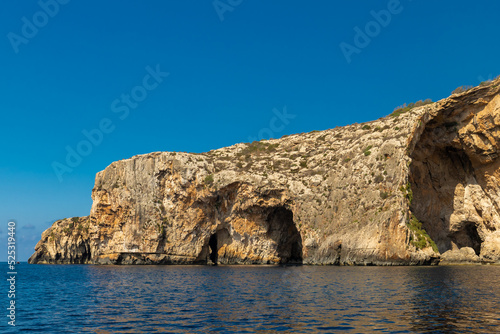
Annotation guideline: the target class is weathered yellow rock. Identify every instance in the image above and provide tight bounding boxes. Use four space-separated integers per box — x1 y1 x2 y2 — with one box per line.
29 79 500 265
410 80 500 263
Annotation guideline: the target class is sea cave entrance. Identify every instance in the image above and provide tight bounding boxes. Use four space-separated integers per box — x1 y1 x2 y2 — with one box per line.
450 221 482 256
199 206 303 265
266 207 303 264
207 228 232 265
208 233 218 264
410 125 485 255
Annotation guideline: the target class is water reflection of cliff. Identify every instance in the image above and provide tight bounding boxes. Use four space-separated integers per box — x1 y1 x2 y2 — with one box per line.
46 265 500 333
403 266 500 333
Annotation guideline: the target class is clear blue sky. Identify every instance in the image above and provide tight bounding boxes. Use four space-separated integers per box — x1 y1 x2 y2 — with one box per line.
1 0 499 260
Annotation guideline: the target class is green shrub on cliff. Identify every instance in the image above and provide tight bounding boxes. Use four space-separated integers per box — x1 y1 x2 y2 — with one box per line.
363 146 372 156
238 141 279 157
400 182 413 204
408 214 438 253
157 222 166 237
204 174 214 185
391 99 433 118
452 85 473 95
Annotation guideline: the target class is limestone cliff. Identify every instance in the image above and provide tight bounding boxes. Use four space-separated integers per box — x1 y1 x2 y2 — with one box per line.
29 79 500 265
29 217 92 264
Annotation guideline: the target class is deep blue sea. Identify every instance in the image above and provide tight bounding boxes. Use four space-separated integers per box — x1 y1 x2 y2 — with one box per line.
2 264 500 333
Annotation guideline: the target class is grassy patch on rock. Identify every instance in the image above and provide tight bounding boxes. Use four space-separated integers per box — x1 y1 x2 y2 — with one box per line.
408 214 438 253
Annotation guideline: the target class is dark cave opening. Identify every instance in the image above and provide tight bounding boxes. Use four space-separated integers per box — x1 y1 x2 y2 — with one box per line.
450 222 482 255
266 207 303 264
206 228 232 265
208 233 218 264
196 205 303 265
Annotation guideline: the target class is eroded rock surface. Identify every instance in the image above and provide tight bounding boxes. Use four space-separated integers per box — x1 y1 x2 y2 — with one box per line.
29 217 92 264
410 82 500 263
440 247 481 264
29 79 500 265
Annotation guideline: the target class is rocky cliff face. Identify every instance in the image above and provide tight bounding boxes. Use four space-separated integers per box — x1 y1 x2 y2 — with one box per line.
30 79 500 265
409 83 500 263
29 217 92 264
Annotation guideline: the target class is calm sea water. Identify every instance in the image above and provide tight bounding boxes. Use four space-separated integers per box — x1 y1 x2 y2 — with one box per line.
3 264 500 333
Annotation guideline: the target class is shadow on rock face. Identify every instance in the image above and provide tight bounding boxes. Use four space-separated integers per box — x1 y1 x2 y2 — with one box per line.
197 205 303 265
266 207 303 264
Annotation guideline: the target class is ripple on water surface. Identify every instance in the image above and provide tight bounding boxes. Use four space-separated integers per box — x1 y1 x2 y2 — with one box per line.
4 264 500 333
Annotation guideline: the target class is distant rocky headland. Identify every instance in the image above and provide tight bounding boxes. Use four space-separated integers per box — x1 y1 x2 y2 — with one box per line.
29 79 500 265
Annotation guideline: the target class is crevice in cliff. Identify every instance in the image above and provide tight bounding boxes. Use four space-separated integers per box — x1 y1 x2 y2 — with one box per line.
208 233 218 264
199 228 233 265
209 230 233 264
75 240 92 264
